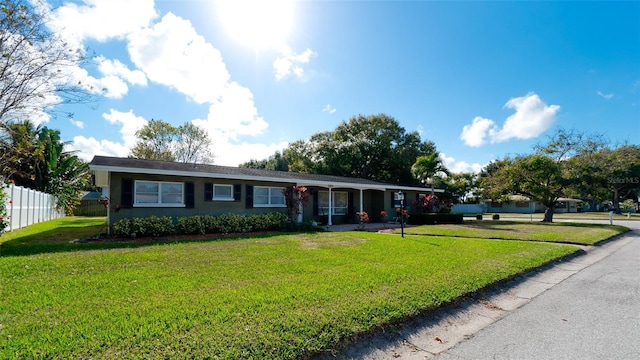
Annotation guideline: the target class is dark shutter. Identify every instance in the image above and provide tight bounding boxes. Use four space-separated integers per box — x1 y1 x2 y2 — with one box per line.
245 185 253 208
204 182 213 202
233 184 242 202
391 192 395 208
185 182 195 208
313 190 318 216
121 178 133 208
348 192 354 214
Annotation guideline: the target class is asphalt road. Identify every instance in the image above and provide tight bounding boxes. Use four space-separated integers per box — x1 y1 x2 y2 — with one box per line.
314 220 640 360
437 220 640 360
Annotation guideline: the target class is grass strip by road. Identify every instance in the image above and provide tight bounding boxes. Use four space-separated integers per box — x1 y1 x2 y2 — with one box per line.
396 221 628 245
1 222 579 359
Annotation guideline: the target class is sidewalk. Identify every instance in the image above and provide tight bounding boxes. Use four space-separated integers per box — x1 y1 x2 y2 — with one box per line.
314 223 639 359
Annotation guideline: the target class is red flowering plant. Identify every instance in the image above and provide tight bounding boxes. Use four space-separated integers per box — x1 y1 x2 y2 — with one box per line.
413 194 453 214
283 186 311 222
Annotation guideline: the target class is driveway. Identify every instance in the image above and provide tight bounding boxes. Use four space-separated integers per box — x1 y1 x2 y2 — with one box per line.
314 220 640 359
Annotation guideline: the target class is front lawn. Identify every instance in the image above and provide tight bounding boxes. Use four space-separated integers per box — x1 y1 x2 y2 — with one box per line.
0 223 580 359
397 221 628 245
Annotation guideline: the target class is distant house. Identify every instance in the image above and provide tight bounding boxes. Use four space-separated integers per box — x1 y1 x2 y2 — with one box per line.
89 156 443 230
484 195 583 214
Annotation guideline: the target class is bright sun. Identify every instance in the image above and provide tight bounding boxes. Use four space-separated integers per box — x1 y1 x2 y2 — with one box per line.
216 0 294 50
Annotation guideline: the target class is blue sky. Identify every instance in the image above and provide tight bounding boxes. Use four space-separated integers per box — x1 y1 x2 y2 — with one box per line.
40 0 639 172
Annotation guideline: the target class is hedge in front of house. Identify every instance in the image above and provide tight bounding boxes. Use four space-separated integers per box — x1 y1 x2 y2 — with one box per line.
112 212 289 238
407 213 464 225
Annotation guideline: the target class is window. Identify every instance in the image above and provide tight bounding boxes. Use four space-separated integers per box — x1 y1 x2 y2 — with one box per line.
213 184 233 200
134 181 184 206
318 191 348 215
253 186 285 207
516 201 529 208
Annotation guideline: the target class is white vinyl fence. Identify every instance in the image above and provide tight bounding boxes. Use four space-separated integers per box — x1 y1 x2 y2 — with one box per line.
451 203 485 214
2 184 65 232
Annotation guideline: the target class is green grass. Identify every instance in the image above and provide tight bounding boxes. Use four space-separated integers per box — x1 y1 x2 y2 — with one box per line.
0 217 134 257
468 212 640 221
0 219 584 359
398 221 628 245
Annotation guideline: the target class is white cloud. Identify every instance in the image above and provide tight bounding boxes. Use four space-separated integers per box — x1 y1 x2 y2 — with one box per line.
322 104 336 114
460 93 560 147
52 0 158 45
441 153 484 174
192 82 269 141
127 13 230 104
210 139 289 167
102 109 149 149
96 56 148 86
70 119 85 129
274 48 317 80
460 117 496 147
68 109 148 161
67 136 129 161
597 91 614 100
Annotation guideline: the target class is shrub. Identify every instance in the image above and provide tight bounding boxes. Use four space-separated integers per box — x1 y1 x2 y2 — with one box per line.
492 214 500 220
112 217 175 238
113 212 291 238
176 216 206 235
112 218 132 237
476 214 483 220
279 220 318 232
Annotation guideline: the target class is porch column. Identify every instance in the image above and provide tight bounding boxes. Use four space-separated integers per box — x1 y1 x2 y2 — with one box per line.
328 187 333 226
359 189 363 213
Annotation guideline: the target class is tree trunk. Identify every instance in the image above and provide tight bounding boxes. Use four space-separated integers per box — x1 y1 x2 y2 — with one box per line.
613 188 620 214
542 206 554 222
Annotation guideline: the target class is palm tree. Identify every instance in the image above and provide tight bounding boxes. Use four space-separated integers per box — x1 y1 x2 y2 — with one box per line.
411 153 450 193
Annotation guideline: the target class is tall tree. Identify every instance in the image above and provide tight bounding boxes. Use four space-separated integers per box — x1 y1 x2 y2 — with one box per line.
596 145 640 212
240 150 288 171
175 122 214 164
0 120 89 214
280 114 435 184
411 153 450 193
481 129 610 222
482 154 567 222
130 120 214 163
130 119 178 161
0 0 93 124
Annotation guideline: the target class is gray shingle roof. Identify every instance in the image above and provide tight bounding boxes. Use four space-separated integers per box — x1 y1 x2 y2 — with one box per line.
89 156 424 191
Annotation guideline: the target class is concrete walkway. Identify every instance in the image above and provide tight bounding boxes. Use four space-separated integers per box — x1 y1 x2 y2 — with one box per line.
314 220 639 359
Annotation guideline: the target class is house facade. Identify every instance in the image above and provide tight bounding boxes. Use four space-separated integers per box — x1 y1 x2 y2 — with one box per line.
89 156 442 231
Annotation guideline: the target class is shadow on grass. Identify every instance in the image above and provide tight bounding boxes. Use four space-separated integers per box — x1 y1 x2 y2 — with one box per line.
0 230 294 257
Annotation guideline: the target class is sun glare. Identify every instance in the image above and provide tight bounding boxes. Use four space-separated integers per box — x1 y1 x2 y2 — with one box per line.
216 0 294 50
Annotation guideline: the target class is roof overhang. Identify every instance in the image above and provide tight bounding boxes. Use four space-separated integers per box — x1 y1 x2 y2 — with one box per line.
90 164 444 193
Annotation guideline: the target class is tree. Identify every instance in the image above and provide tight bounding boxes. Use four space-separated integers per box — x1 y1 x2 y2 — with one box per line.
130 119 178 161
0 120 89 214
130 119 214 163
411 153 449 193
0 0 93 124
174 122 214 164
482 154 566 222
240 150 288 171
279 114 436 184
596 145 640 212
442 172 479 203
